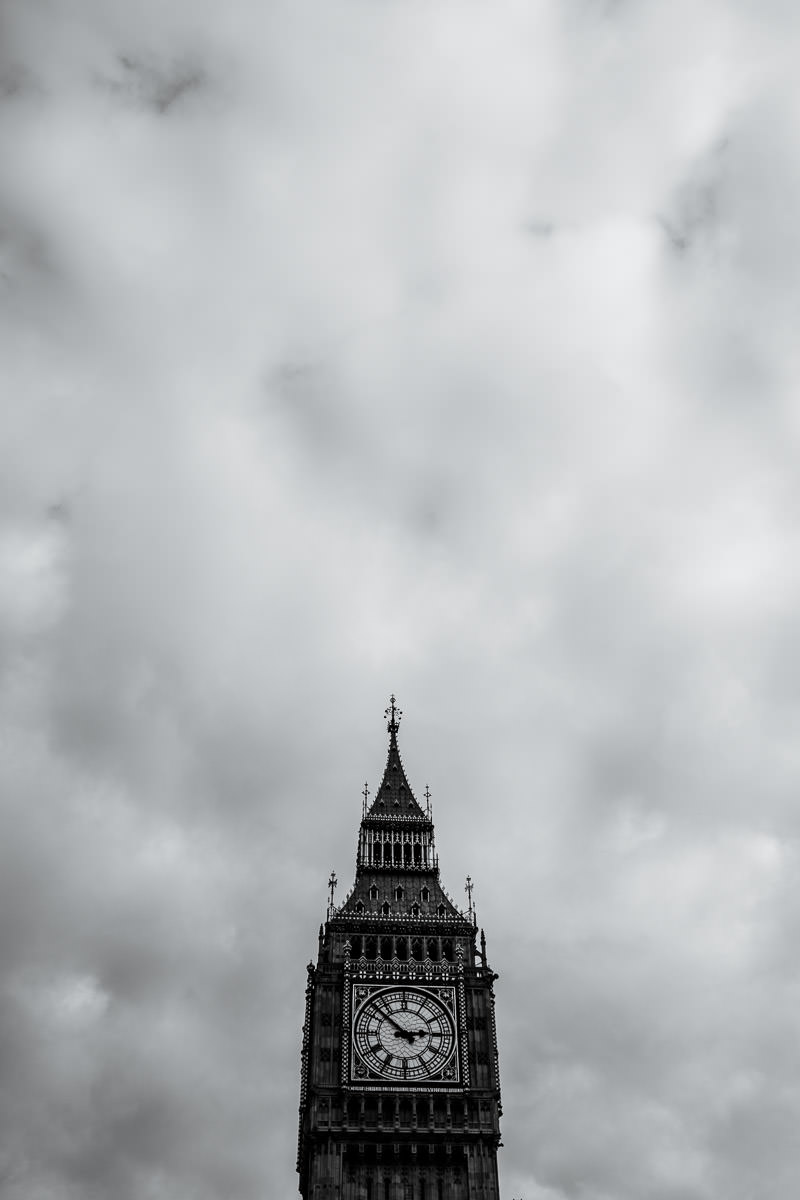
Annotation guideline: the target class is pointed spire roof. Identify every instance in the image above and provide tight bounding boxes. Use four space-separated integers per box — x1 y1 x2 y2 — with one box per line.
332 696 472 927
365 694 429 821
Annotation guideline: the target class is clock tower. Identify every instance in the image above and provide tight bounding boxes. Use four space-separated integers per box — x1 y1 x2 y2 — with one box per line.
297 699 502 1200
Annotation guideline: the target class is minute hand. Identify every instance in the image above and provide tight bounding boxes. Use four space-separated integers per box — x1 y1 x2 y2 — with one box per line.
375 1007 410 1034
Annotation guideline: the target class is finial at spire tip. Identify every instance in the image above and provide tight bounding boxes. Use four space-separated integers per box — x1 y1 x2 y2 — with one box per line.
384 693 402 734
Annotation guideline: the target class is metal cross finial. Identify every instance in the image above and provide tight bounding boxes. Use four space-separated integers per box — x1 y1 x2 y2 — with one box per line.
465 875 474 920
384 694 402 732
327 870 338 918
362 781 370 818
424 784 432 816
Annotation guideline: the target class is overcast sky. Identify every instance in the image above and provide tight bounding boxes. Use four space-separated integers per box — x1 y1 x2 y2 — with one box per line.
3 1 800 1198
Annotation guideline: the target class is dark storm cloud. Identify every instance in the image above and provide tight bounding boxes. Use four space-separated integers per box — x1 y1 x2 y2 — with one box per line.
2 1 800 1199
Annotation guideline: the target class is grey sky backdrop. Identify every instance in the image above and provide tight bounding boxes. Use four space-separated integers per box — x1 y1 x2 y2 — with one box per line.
3 1 800 1198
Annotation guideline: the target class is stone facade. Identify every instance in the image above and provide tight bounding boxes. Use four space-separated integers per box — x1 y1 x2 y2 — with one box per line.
297 702 502 1200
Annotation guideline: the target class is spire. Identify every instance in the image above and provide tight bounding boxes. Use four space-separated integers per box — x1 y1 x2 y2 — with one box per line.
385 693 402 734
365 694 429 820
335 697 472 926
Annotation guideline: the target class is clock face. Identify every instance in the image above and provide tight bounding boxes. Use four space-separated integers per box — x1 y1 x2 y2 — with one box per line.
351 985 458 1083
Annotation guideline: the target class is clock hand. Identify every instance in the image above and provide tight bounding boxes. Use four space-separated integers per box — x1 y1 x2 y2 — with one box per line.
375 1007 411 1036
374 1007 417 1043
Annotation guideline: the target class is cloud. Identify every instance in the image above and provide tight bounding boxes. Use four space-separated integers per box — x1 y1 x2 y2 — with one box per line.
2 1 800 1198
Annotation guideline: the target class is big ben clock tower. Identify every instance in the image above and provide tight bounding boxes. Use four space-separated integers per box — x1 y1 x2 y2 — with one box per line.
297 698 502 1200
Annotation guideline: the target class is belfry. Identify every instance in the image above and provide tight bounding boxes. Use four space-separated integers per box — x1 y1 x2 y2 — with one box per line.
297 698 502 1199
